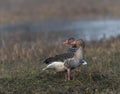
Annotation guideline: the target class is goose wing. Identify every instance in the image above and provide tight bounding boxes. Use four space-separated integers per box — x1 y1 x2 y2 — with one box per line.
44 52 74 64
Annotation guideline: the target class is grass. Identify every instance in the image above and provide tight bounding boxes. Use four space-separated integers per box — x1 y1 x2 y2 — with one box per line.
0 31 120 94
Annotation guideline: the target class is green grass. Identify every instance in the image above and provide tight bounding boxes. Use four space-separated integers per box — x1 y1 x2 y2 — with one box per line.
0 66 119 94
0 58 119 94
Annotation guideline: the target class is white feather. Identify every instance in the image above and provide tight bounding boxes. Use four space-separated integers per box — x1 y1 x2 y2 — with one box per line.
42 61 66 72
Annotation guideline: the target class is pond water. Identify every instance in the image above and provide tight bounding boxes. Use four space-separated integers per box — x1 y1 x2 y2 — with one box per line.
0 19 120 41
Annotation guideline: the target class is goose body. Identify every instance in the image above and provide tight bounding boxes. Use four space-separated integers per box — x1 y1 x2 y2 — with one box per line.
44 52 74 64
44 37 77 64
64 47 83 69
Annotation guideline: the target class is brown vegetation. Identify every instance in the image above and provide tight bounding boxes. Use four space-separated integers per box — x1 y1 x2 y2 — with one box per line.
0 31 120 94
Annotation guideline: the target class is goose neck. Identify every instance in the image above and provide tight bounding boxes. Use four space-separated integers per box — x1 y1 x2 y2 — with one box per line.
74 47 83 61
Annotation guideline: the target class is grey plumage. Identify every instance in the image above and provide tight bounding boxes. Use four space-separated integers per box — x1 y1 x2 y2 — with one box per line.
44 47 77 64
64 58 82 69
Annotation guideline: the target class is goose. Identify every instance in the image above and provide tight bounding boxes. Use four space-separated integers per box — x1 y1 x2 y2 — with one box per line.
42 39 87 80
43 37 77 64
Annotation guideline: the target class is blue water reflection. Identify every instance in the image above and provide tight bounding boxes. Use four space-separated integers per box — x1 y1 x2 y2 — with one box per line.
0 19 120 41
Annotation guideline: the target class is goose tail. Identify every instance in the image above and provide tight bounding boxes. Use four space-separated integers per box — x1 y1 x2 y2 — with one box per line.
82 60 87 65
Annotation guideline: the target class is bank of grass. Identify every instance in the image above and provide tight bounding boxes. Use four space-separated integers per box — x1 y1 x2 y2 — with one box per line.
0 32 120 94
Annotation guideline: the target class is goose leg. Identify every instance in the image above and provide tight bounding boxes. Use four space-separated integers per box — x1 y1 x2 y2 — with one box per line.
65 72 68 80
67 69 71 80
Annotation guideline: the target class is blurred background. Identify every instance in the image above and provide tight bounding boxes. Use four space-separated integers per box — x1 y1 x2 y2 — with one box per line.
0 0 120 41
0 0 120 94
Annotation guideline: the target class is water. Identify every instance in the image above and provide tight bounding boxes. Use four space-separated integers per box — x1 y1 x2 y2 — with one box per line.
68 20 120 40
0 19 120 41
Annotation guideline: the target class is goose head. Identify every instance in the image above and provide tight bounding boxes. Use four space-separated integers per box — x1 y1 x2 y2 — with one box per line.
71 39 85 49
63 37 76 47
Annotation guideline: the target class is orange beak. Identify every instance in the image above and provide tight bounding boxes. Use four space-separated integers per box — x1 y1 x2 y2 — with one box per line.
71 41 76 45
63 40 69 45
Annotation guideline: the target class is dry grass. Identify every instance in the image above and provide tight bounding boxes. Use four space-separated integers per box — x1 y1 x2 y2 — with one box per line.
0 31 120 94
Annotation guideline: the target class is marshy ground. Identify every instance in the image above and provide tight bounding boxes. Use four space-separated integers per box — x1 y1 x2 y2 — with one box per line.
0 31 120 94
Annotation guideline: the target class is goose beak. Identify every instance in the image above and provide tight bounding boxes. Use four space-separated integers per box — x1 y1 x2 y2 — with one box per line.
71 41 76 45
63 40 69 45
